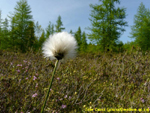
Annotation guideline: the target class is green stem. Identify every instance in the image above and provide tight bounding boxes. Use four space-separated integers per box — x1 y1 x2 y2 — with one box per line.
41 60 59 113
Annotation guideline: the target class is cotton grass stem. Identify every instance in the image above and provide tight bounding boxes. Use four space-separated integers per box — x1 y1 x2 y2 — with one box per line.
41 60 59 113
41 32 77 112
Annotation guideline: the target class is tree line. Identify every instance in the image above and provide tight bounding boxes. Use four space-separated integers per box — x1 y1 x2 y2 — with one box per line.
0 0 150 53
0 0 87 53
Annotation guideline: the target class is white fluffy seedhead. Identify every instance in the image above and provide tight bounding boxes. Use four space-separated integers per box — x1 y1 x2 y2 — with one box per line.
42 32 77 61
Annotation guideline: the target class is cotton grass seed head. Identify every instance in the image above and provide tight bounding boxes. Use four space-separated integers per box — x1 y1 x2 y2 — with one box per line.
42 32 77 61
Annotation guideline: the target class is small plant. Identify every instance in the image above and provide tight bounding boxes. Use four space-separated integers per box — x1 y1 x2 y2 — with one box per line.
41 32 77 113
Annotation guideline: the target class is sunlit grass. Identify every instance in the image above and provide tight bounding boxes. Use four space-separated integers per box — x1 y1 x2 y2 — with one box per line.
0 50 150 112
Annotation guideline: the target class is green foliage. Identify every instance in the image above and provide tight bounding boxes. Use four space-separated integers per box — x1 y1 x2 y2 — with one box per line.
0 18 10 49
0 11 12 50
0 51 150 112
1 0 149 55
55 15 65 32
9 0 35 52
88 0 127 52
38 30 46 49
74 27 87 52
2 18 9 35
123 41 137 52
0 10 3 49
80 32 87 52
46 21 54 38
75 27 82 49
9 17 17 50
86 43 100 53
130 2 150 52
69 30 73 35
26 21 36 50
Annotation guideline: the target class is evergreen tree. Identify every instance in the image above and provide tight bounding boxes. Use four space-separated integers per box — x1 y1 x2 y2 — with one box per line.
10 0 34 52
0 10 2 31
0 10 2 33
46 21 54 38
10 17 17 50
38 30 46 48
123 41 138 52
130 3 150 52
26 21 36 50
80 31 87 52
0 10 2 49
88 0 127 52
75 27 82 51
1 18 10 49
74 27 87 52
55 15 65 32
69 30 73 35
2 18 9 36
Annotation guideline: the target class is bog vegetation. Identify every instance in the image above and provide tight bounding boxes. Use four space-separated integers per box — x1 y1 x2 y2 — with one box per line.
0 0 150 112
0 50 150 112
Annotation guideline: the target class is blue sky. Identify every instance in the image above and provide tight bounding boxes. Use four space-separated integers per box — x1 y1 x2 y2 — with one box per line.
0 0 150 44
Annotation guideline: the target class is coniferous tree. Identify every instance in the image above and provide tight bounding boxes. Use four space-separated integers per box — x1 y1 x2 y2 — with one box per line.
75 27 82 51
0 10 2 31
1 18 10 49
26 21 36 50
88 0 127 52
55 15 65 32
10 17 17 50
10 0 34 52
130 3 150 52
0 10 2 27
74 27 87 52
69 30 73 35
46 21 54 38
80 31 87 52
38 30 46 48
2 18 9 37
0 10 2 32
0 10 2 49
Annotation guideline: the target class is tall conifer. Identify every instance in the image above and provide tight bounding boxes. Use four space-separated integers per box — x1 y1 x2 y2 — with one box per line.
130 3 150 52
88 0 127 52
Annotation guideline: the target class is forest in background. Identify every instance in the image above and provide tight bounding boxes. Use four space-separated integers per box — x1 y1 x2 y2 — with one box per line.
0 0 150 54
1 0 150 112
